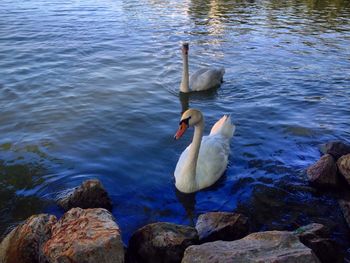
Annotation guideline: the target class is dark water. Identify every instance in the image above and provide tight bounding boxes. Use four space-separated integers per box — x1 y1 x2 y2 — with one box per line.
1 0 350 249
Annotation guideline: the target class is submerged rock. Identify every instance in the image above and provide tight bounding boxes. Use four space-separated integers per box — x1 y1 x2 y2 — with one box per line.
57 179 112 211
42 208 124 263
182 231 320 263
0 214 57 263
307 154 338 187
127 222 198 263
322 141 350 160
195 212 249 243
337 154 350 184
295 223 342 263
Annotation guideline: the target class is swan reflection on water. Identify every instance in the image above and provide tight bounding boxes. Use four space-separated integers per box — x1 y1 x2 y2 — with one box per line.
179 87 219 114
175 189 196 226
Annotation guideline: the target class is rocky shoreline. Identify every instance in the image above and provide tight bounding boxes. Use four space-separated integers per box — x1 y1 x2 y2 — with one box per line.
1 140 350 263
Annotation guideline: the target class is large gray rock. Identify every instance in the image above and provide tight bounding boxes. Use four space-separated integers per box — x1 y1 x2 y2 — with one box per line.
57 179 112 211
42 208 124 263
307 154 338 187
337 154 350 184
182 231 320 263
0 214 57 263
127 222 198 263
195 212 249 243
322 141 350 160
295 223 342 263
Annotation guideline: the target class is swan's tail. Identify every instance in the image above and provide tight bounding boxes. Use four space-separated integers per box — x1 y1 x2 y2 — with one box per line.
210 114 235 138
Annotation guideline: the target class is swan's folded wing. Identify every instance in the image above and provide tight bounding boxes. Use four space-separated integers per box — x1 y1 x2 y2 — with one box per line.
190 68 224 91
196 135 230 187
210 115 235 138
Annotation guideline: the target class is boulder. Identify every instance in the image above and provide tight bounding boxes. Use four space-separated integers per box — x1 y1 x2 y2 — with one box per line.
294 223 329 242
57 179 112 211
0 214 57 263
302 237 342 263
322 141 350 160
338 198 350 229
195 212 249 243
42 208 124 263
307 154 338 187
337 154 350 184
127 222 198 263
182 231 320 263
295 223 342 263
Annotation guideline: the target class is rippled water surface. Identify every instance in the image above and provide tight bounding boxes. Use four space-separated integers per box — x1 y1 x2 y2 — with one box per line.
1 0 350 246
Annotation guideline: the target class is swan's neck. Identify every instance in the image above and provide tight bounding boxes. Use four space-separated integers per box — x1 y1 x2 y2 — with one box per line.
185 120 204 184
180 52 190 93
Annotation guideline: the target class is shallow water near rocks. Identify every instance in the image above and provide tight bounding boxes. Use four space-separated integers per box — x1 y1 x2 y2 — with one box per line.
1 0 350 250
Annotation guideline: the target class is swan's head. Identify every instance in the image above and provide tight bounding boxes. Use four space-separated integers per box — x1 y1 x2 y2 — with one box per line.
174 108 203 140
182 42 189 56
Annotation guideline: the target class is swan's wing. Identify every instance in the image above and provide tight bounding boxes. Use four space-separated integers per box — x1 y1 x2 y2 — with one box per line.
190 68 225 91
196 135 231 188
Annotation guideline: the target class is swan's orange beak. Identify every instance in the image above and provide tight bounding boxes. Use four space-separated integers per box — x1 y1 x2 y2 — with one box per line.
174 122 188 140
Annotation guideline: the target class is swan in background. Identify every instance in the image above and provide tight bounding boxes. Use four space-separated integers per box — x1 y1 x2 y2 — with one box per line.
179 43 225 93
174 109 235 193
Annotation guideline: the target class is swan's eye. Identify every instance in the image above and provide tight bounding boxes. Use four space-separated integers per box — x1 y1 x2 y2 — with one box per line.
179 116 191 126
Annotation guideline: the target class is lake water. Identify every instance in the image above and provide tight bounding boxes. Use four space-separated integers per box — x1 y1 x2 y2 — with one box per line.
1 0 350 248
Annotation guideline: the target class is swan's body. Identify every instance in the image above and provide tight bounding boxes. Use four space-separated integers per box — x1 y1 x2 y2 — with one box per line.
174 109 235 193
180 43 225 93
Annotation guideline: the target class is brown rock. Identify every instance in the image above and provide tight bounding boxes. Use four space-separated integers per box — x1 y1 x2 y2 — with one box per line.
127 222 198 263
323 141 350 160
338 198 350 229
294 223 329 243
307 154 338 187
0 214 57 263
337 154 350 184
303 237 342 263
294 223 342 263
57 179 112 211
182 231 320 263
195 212 249 243
42 208 124 263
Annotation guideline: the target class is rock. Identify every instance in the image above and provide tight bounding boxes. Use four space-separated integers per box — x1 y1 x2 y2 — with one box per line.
182 231 320 263
303 237 342 263
42 208 124 263
338 198 350 229
0 214 57 263
57 179 112 211
307 154 338 187
127 222 198 263
195 212 249 243
294 223 329 242
295 223 342 263
337 154 350 184
322 141 350 160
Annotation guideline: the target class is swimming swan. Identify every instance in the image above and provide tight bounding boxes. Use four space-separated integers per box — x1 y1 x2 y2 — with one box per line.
174 109 235 193
179 43 225 93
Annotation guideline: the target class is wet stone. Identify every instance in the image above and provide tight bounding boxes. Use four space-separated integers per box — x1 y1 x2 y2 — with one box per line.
127 222 198 263
195 212 249 243
57 179 113 211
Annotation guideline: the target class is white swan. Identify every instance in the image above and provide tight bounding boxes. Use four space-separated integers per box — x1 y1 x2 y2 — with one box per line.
179 43 225 93
174 109 235 193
